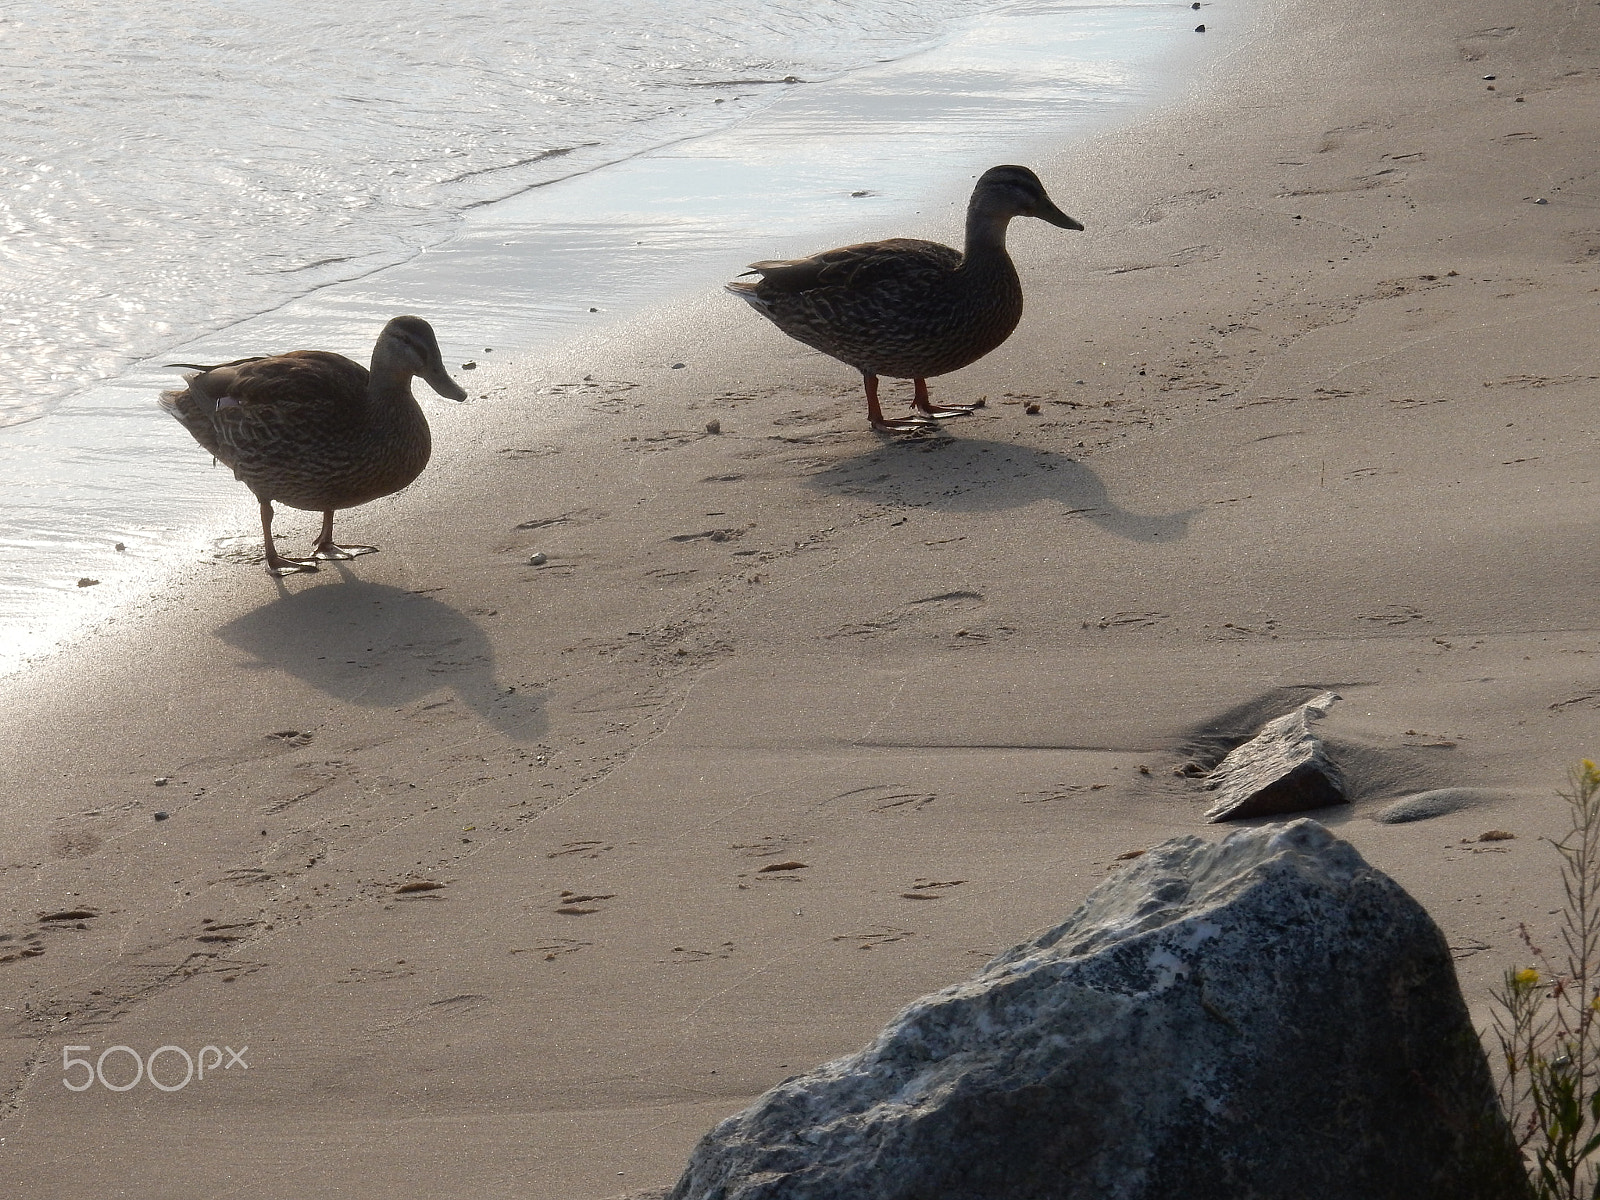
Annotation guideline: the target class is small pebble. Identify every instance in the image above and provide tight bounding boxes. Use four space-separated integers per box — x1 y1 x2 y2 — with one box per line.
155 777 169 786
1515 96 1524 102
1483 74 1496 80
1024 402 1042 415
76 578 99 588
154 811 169 821
461 361 477 370
589 307 599 312
671 362 686 369
1195 23 1205 31
528 552 547 566
705 419 721 435
114 542 125 552
1191 1 1200 6
1534 197 1548 204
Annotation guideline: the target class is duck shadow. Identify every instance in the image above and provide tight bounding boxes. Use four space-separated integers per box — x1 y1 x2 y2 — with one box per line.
803 436 1197 543
215 575 545 741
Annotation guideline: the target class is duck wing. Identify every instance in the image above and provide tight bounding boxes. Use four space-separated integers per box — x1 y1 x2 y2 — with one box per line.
737 239 961 296
160 350 368 478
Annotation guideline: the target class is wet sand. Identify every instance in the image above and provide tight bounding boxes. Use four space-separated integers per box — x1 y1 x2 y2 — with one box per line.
3 0 1599 1194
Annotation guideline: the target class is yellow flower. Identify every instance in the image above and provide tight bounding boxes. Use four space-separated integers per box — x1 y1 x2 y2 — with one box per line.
1516 968 1541 989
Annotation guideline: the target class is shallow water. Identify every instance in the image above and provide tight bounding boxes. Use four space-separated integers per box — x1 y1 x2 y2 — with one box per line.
0 0 1205 676
0 0 1005 429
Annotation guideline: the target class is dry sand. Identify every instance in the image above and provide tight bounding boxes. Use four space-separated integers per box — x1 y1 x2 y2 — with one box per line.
4 0 1599 1193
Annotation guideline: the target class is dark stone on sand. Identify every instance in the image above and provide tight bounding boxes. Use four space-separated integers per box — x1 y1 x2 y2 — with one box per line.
1203 690 1346 821
1195 22 1205 31
153 811 169 821
1373 787 1501 824
666 821 1528 1200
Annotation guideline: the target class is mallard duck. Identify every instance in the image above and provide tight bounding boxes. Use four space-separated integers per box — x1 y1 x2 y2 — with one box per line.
727 165 1083 431
160 315 467 575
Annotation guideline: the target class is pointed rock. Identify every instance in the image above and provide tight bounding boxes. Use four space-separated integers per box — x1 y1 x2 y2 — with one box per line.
1204 690 1345 821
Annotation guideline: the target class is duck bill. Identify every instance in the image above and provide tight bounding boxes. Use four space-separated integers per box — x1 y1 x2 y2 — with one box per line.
424 367 469 402
1037 200 1085 231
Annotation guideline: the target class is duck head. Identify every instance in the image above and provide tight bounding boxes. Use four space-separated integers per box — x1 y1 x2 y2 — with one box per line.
970 165 1084 231
376 315 469 401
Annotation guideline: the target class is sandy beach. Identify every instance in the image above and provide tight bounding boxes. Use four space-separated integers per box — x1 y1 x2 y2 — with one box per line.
3 0 1599 1193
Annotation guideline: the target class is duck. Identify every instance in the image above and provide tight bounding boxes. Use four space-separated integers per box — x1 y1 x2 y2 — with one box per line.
160 315 468 575
726 165 1083 431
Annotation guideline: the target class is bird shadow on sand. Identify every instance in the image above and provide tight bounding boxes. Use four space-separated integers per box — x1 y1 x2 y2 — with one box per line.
215 573 545 741
802 436 1198 543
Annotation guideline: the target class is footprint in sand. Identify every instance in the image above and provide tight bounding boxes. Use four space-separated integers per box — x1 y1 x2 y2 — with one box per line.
665 943 736 964
546 841 614 860
196 917 260 944
730 836 803 859
669 528 745 544
832 926 914 950
554 890 615 915
511 939 592 961
825 784 937 813
900 879 967 900
1357 603 1425 625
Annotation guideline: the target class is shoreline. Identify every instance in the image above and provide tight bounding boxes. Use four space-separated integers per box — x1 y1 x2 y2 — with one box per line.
5 0 1600 1194
0 0 1198 680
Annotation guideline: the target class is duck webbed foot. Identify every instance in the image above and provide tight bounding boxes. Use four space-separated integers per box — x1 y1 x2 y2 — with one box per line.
863 373 944 432
266 555 321 576
311 510 378 560
911 378 975 418
312 543 378 561
259 499 320 575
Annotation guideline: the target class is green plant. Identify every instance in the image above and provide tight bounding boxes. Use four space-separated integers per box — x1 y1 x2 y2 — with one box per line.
1494 760 1600 1199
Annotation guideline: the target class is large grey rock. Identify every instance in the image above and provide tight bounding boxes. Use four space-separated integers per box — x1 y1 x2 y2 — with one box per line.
1204 690 1346 821
668 821 1528 1200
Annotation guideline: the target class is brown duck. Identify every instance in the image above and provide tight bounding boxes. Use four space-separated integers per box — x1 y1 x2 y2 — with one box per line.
160 315 467 575
727 165 1083 431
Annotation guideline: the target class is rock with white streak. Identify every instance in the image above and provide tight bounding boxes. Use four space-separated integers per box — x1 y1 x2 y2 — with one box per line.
1203 690 1346 821
666 820 1528 1200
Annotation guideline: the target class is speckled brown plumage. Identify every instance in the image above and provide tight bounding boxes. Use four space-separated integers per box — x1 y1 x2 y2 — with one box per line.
727 165 1083 431
159 315 467 574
